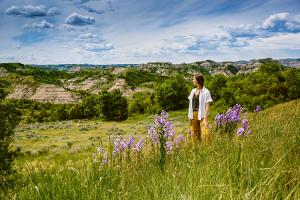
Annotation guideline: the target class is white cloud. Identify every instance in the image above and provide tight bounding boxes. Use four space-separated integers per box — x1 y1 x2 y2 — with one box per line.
5 5 60 18
65 12 96 25
25 20 55 29
223 12 300 38
78 32 97 39
82 43 113 51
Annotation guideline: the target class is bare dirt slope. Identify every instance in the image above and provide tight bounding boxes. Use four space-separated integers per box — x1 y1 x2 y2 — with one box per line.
6 84 79 104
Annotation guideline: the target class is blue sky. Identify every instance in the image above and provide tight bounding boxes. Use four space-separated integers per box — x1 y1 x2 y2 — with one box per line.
0 0 300 64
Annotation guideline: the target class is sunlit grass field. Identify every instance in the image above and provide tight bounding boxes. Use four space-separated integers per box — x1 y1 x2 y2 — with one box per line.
3 100 300 199
14 109 189 156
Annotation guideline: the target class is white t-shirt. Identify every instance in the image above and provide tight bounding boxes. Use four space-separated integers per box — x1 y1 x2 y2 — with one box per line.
188 86 213 120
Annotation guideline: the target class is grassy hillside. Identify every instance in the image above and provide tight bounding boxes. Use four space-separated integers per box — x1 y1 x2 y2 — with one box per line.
3 100 299 199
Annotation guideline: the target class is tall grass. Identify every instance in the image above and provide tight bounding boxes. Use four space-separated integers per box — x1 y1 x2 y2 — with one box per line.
4 100 300 199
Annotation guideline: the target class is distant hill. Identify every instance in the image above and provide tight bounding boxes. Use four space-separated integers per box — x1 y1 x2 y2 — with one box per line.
30 58 300 72
0 58 299 104
277 58 300 68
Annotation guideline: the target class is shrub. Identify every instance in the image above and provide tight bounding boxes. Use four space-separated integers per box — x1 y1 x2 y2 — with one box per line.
98 90 128 121
128 91 154 115
155 75 190 111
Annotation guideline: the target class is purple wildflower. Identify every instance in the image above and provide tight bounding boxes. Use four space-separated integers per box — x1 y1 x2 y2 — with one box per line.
102 151 108 164
174 134 185 148
237 128 245 136
164 121 175 138
174 138 179 147
132 138 145 152
233 104 242 112
112 137 129 157
178 134 185 143
97 146 103 154
215 113 225 126
254 106 262 113
160 110 169 119
225 107 241 123
242 118 249 130
155 115 166 126
165 141 173 153
148 127 159 144
127 136 135 147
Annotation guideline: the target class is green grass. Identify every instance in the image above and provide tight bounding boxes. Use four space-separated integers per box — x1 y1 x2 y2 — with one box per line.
14 109 189 156
3 100 300 199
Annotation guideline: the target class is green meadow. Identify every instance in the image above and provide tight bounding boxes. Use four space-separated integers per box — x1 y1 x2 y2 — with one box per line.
2 100 299 199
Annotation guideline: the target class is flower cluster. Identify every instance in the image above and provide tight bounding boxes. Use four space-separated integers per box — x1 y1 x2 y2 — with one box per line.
131 138 145 152
174 134 185 148
148 110 184 154
215 104 243 127
93 110 186 169
148 127 158 144
112 136 132 157
92 146 109 165
112 136 146 157
92 135 147 165
215 104 252 137
153 110 175 139
237 114 252 136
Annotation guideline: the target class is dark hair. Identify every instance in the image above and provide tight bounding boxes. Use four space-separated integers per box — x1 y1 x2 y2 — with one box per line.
194 73 204 87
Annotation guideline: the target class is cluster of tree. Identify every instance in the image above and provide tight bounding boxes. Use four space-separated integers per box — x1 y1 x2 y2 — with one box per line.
9 90 128 123
128 74 191 115
207 60 300 113
0 63 73 85
0 63 116 87
126 61 300 115
120 68 166 88
0 94 21 189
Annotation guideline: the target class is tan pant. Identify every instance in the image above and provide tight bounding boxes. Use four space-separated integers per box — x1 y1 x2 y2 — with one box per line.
190 111 211 146
190 111 201 146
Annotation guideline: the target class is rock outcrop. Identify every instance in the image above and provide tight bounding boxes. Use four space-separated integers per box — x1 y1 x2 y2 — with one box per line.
6 85 35 99
111 67 129 75
29 84 79 104
0 67 9 77
64 77 107 92
6 84 79 104
108 78 133 96
68 66 81 73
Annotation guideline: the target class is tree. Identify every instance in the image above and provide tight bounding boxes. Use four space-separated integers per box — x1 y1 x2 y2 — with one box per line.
207 74 227 101
259 59 284 74
0 88 7 100
0 101 21 188
66 104 85 120
283 69 300 100
121 68 159 88
81 95 99 118
53 104 68 121
155 75 190 111
98 90 128 121
128 91 154 115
